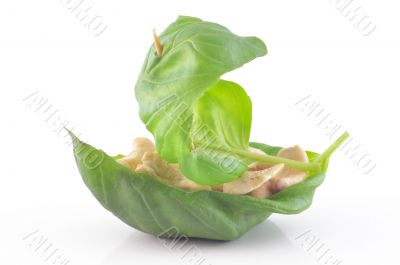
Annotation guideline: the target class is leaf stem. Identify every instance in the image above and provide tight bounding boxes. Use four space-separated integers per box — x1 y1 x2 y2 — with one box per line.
194 132 350 173
231 149 321 171
313 132 350 163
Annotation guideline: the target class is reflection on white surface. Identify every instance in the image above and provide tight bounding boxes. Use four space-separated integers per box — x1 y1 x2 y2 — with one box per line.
99 220 311 265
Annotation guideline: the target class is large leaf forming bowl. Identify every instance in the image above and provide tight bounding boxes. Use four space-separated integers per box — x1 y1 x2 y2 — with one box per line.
70 133 327 241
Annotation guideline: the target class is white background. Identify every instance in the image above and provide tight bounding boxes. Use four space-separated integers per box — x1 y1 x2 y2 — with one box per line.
1 0 399 264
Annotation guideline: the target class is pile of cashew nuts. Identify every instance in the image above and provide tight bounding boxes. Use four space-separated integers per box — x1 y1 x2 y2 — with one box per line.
117 138 308 199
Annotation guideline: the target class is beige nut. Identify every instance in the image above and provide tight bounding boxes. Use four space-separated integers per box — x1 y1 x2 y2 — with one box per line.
271 145 308 193
117 137 155 170
250 145 309 198
223 164 284 195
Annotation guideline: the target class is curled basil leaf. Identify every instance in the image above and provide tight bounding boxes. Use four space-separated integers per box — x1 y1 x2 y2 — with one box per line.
69 132 327 241
135 16 267 184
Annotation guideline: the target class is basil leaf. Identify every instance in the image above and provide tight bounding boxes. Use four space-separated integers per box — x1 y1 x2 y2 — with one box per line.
179 79 252 185
69 133 327 241
135 16 267 169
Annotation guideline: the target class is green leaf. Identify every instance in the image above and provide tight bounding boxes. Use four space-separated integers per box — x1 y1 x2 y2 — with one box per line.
135 16 267 168
179 79 252 185
193 80 252 150
69 132 327 241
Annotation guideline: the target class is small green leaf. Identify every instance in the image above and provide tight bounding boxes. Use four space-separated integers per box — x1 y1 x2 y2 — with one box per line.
192 80 252 150
180 80 252 185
